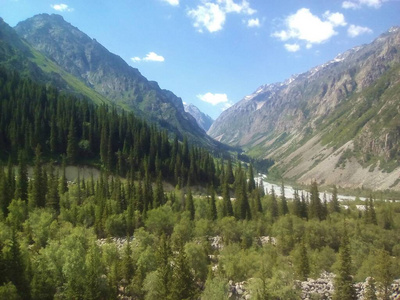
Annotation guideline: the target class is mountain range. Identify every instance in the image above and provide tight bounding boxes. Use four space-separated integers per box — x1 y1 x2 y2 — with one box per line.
2 13 400 190
0 14 220 150
184 103 214 132
209 26 400 190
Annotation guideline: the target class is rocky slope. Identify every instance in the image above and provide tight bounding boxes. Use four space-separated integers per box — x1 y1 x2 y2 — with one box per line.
209 27 400 190
184 103 214 132
12 14 218 148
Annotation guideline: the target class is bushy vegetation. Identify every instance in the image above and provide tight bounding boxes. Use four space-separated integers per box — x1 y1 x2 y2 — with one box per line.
1 67 400 300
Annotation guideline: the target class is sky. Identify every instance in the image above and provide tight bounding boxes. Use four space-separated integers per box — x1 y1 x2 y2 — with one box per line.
1 0 400 119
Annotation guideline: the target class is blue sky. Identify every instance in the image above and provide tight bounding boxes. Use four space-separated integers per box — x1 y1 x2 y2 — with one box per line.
1 0 399 119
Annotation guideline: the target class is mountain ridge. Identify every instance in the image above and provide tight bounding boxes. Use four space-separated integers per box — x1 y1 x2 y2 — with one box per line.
209 26 400 190
12 13 220 149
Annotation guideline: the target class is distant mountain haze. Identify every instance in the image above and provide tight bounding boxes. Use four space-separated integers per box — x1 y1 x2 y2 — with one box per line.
184 103 214 132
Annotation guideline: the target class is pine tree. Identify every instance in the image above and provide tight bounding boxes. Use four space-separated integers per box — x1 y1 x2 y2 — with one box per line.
280 181 289 216
309 181 324 220
222 179 233 217
85 241 103 300
31 144 45 208
333 224 356 300
59 155 68 195
297 240 310 281
186 188 195 221
170 241 197 300
364 277 377 300
270 186 279 220
293 190 302 218
247 164 256 192
329 185 340 213
208 186 217 221
14 150 28 202
156 234 172 298
366 195 377 225
153 172 164 208
300 192 308 220
66 117 78 164
374 249 394 300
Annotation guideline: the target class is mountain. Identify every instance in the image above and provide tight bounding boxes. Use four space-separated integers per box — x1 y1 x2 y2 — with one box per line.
0 17 111 105
11 14 217 148
209 26 400 190
184 103 214 132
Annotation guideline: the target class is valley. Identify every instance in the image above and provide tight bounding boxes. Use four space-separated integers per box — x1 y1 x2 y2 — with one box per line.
0 8 400 300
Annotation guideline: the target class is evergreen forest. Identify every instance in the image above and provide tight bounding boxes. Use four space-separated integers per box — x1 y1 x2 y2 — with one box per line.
1 68 400 299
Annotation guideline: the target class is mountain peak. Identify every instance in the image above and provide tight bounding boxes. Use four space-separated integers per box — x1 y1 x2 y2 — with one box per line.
184 103 214 132
11 14 220 148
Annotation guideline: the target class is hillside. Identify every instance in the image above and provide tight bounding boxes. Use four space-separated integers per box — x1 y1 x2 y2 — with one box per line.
0 14 219 149
209 26 400 190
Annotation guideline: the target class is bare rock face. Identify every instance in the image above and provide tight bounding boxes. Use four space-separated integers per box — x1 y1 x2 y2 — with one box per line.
209 27 400 190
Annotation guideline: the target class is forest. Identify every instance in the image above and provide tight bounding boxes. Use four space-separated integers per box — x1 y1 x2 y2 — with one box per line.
1 68 400 299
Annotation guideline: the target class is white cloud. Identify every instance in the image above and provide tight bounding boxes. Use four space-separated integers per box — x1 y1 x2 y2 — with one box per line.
247 18 260 28
143 52 165 62
51 4 74 12
131 52 165 63
284 43 300 52
272 8 346 51
323 11 347 27
197 92 229 106
161 0 179 6
188 3 226 33
219 0 256 15
347 24 373 37
188 0 256 33
342 0 383 9
131 57 142 62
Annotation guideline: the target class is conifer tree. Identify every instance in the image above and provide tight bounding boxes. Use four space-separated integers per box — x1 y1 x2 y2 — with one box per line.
31 144 45 208
153 172 164 209
300 192 308 220
85 241 103 300
374 249 394 300
364 277 377 300
170 241 197 300
280 181 289 216
226 158 235 185
365 195 377 225
46 164 60 212
309 181 324 220
333 224 356 300
222 179 233 217
0 169 11 217
66 117 78 164
297 240 310 281
247 164 256 192
156 234 172 298
293 190 302 218
208 186 217 221
59 155 68 195
186 188 195 221
329 185 341 213
270 186 279 220
14 150 28 202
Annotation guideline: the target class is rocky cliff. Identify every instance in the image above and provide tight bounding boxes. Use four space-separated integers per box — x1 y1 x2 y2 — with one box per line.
209 27 400 190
